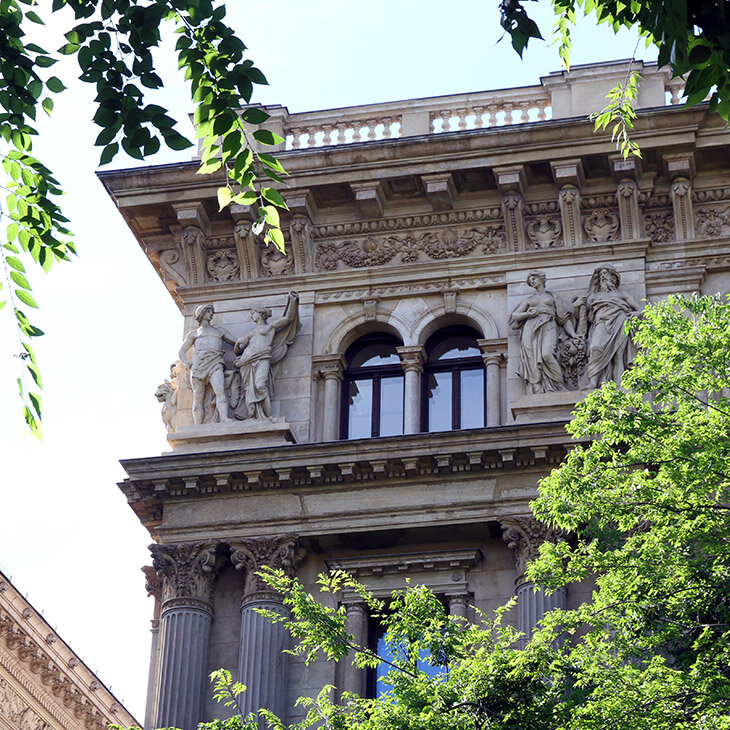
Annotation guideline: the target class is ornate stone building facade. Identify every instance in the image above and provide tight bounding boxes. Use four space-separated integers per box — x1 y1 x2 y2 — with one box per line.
100 60 730 729
0 571 137 730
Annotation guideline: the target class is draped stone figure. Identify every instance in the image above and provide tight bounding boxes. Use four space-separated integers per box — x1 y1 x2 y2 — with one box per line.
178 304 235 425
510 271 577 394
233 291 300 420
575 266 639 388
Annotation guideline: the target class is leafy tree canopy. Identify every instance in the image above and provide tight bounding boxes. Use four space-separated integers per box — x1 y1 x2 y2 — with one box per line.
190 295 730 730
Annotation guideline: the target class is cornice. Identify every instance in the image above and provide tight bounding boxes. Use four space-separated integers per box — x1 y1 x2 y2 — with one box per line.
0 574 137 730
119 421 581 534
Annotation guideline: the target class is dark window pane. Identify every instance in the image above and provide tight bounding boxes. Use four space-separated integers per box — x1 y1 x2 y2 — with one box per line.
380 376 404 436
348 379 372 438
350 343 400 368
461 368 484 428
428 371 452 432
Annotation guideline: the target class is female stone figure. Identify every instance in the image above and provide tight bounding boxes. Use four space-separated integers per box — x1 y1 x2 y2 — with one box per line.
575 266 639 388
510 271 576 394
234 291 300 420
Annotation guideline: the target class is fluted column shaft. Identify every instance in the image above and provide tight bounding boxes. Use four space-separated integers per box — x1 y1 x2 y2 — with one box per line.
515 582 566 648
144 618 160 730
342 602 368 696
155 603 213 728
239 595 290 719
149 541 219 730
397 346 424 435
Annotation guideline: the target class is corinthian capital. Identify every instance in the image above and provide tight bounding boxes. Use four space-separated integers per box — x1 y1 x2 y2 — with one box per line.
149 541 220 608
229 535 305 597
501 516 567 582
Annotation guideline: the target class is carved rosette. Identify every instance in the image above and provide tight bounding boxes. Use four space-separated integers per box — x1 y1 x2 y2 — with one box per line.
149 541 219 611
501 516 568 583
229 535 305 601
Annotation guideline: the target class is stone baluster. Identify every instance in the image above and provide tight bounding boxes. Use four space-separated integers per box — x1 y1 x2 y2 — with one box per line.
472 106 485 128
313 354 345 441
478 339 506 427
501 517 567 648
397 345 425 435
381 117 392 139
290 128 302 149
142 566 162 730
341 601 368 697
230 536 304 724
352 123 362 143
150 541 220 730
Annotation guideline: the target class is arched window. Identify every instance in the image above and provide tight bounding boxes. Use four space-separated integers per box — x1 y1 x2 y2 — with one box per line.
341 333 404 439
422 325 485 431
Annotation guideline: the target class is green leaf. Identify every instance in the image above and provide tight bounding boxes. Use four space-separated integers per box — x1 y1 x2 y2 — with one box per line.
42 97 54 115
16 289 38 308
25 10 44 24
267 226 285 252
10 271 31 290
241 107 270 125
252 129 284 146
217 186 232 210
46 76 66 93
99 142 118 165
164 133 194 151
5 256 25 272
261 187 288 210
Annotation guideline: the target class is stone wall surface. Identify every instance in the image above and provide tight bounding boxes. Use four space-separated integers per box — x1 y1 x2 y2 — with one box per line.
99 60 730 729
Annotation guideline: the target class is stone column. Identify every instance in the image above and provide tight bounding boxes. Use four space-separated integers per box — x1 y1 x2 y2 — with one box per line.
142 566 162 730
230 536 305 724
150 541 220 730
341 601 368 697
478 339 506 428
397 345 424 434
446 593 469 620
501 517 567 647
313 354 345 441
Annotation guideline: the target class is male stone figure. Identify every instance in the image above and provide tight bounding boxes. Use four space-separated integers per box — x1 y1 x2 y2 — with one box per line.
234 291 300 420
179 304 235 424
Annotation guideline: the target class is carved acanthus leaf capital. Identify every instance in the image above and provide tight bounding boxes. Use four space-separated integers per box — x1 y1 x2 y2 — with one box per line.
501 516 568 582
149 541 220 606
229 535 305 596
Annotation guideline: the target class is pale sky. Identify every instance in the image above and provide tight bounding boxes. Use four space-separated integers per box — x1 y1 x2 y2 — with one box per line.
0 1 657 720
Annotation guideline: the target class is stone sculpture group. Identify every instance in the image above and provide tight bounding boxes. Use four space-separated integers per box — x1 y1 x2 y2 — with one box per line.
157 292 300 430
510 266 639 394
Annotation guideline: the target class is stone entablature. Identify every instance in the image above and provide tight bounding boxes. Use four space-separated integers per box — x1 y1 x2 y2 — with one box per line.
0 571 137 730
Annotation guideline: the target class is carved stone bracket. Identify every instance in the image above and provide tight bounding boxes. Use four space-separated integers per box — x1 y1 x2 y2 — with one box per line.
671 177 695 241
501 516 568 583
616 178 642 240
558 184 582 246
232 217 259 280
501 190 525 251
289 213 314 273
229 535 305 600
149 541 220 610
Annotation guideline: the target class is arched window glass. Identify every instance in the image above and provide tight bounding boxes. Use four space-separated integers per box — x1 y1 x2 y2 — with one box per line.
422 325 485 431
341 333 404 439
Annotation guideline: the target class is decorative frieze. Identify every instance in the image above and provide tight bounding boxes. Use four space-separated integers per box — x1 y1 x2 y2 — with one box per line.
582 209 619 243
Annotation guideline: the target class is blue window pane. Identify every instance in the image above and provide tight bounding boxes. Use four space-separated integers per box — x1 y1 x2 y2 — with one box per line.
461 369 484 428
348 379 372 438
380 376 404 436
375 635 441 693
428 371 452 432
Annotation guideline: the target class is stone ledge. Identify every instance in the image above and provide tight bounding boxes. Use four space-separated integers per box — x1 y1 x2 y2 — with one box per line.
166 418 295 454
510 389 594 424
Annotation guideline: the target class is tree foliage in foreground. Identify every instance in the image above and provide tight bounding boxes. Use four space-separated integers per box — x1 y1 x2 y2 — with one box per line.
0 0 285 435
187 295 730 730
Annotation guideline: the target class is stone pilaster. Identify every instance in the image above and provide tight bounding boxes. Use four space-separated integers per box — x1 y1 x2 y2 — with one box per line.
142 566 162 730
616 178 642 240
397 345 424 435
313 354 346 441
230 536 305 723
150 541 220 730
501 517 567 646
